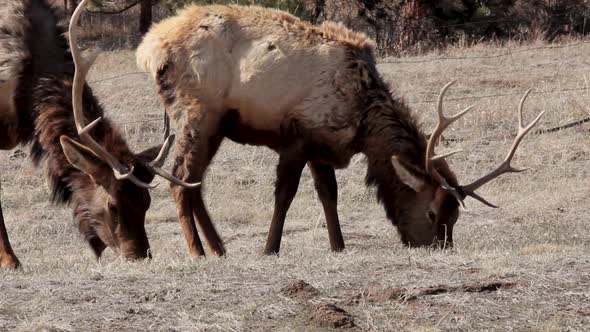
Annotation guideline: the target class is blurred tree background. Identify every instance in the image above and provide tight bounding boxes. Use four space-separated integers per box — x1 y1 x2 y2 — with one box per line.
71 0 590 55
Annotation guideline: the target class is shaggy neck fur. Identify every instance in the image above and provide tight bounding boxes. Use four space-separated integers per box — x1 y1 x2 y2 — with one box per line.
10 0 135 239
361 89 461 227
28 78 134 236
354 51 457 225
362 89 427 226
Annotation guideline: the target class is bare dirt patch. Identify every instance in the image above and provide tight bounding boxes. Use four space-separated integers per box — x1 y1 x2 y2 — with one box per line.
309 303 356 329
281 280 356 329
281 279 320 300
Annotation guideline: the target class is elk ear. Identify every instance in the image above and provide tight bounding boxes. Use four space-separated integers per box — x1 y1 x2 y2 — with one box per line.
60 135 112 186
391 156 427 192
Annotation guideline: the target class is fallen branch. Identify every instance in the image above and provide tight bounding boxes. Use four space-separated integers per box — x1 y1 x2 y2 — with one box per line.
440 116 590 144
533 116 590 135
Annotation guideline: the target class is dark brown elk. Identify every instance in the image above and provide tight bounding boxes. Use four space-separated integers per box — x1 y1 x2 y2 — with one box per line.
0 0 195 269
136 5 544 257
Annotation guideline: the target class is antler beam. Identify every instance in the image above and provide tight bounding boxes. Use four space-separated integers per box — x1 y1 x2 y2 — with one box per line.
460 89 545 207
69 0 155 189
425 81 475 173
425 81 476 207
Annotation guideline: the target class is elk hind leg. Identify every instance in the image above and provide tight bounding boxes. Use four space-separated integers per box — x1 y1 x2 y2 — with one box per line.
308 161 345 252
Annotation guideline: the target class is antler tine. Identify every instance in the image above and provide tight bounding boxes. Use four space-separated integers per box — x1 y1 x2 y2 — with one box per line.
163 111 170 141
128 176 159 189
438 177 466 209
430 149 463 162
146 134 201 188
150 134 174 169
425 81 475 173
70 0 96 136
69 0 99 86
69 0 155 189
518 89 531 129
149 167 202 188
461 89 545 204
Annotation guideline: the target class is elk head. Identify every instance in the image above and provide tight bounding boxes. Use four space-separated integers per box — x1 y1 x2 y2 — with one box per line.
391 81 545 248
61 0 199 259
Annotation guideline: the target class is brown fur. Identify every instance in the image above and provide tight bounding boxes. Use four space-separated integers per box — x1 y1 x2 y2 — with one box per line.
0 0 160 268
137 4 463 256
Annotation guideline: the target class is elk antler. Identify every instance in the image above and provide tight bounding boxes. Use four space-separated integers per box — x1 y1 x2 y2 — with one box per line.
460 89 545 208
146 134 201 188
69 0 154 189
425 81 475 173
425 81 475 207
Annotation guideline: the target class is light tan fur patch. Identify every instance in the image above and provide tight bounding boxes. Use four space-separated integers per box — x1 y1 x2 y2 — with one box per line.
137 5 374 134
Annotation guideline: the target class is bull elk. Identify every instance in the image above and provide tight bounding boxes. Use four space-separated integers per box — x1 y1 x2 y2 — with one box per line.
0 0 194 269
136 5 544 257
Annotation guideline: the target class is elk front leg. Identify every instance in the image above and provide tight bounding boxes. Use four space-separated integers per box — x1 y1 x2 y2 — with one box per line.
264 145 307 255
0 79 19 150
0 124 18 150
308 161 345 252
0 194 20 269
171 110 225 258
0 116 19 151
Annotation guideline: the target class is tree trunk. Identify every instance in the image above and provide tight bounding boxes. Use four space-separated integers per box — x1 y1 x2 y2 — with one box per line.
139 0 153 36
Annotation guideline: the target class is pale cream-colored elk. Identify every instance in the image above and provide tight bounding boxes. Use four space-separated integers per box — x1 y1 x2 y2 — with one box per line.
136 5 544 257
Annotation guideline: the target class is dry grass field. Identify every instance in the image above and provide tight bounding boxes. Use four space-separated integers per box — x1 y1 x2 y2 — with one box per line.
1 39 589 331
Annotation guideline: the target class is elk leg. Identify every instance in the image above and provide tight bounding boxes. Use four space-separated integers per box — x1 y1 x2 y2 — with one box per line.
0 79 19 150
308 161 345 252
171 111 225 257
172 184 206 258
0 119 19 151
264 146 307 255
0 193 20 269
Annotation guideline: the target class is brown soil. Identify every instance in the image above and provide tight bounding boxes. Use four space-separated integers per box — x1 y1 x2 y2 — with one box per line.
309 303 356 329
281 279 320 300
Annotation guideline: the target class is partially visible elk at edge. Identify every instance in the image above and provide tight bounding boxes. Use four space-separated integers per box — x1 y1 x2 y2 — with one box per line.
136 4 544 257
0 0 195 269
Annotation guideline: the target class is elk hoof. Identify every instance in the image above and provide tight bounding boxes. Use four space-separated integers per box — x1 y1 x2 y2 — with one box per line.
0 254 21 269
188 251 205 260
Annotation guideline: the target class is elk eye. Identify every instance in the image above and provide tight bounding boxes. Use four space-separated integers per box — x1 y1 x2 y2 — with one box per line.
427 211 436 223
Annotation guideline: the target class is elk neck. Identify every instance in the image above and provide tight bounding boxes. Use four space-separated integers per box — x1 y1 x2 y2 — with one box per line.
359 79 429 225
10 1 136 222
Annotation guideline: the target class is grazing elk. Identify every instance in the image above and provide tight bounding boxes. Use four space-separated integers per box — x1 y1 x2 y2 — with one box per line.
136 5 544 257
0 0 195 269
